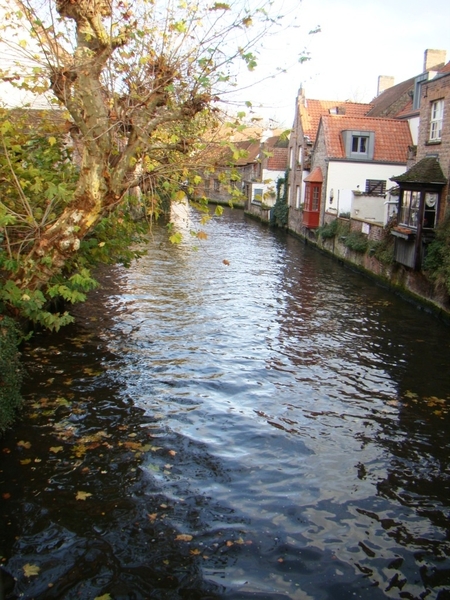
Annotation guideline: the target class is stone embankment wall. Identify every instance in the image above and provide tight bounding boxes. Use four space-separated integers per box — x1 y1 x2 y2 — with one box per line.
295 214 450 321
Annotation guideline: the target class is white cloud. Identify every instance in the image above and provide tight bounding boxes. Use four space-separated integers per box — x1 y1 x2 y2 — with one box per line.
229 0 450 127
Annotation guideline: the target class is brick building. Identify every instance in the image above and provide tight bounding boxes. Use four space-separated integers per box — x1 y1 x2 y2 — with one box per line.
391 64 450 269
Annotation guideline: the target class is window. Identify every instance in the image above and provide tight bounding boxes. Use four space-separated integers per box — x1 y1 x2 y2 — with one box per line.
304 183 321 212
214 179 220 192
312 186 320 210
253 188 263 204
429 99 444 141
296 185 301 209
204 178 210 191
352 136 368 153
423 192 438 229
400 190 420 228
298 146 302 165
365 179 386 195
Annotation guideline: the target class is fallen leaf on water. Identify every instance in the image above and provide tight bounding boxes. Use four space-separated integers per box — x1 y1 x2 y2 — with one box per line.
176 534 193 542
49 446 63 454
20 459 32 465
94 595 111 600
17 441 31 449
2 493 11 499
223 259 230 266
168 450 177 456
23 563 40 577
76 491 92 501
147 513 157 522
190 549 201 555
226 541 233 547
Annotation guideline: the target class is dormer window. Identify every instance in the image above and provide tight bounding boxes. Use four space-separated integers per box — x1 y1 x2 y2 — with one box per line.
342 130 375 160
429 99 444 141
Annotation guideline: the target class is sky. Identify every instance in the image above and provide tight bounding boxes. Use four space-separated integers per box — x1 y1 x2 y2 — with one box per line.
228 0 450 128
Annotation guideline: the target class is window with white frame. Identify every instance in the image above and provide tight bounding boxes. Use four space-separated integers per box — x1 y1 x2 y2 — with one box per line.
429 99 444 141
253 187 263 204
400 190 420 228
352 136 368 153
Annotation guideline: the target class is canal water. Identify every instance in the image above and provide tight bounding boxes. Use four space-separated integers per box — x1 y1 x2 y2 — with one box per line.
1 206 449 600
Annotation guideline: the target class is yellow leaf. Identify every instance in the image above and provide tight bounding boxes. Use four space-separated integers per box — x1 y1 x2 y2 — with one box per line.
48 136 56 146
17 440 31 449
20 459 31 465
168 450 177 456
19 39 27 48
94 595 111 600
76 491 92 501
196 231 208 241
173 190 186 202
190 548 201 555
176 534 193 542
49 446 63 453
23 563 40 577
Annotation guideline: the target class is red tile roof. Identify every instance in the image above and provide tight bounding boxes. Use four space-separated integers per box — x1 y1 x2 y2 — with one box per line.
438 61 450 74
304 166 323 182
300 100 372 143
320 115 412 163
267 147 288 171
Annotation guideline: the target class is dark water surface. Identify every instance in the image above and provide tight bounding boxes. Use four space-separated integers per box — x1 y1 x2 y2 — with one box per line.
1 207 450 600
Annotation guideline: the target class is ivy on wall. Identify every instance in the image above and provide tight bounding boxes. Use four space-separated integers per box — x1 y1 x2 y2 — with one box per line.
272 170 289 228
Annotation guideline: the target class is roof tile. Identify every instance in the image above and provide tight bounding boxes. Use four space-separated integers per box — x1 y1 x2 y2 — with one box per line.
320 115 412 163
300 100 371 143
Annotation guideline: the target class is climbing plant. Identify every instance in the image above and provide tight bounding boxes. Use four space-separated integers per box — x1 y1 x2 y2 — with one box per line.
272 170 289 228
423 212 450 294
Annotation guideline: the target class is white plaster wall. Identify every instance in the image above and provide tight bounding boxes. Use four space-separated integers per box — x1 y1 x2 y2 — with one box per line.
408 116 420 145
325 161 407 217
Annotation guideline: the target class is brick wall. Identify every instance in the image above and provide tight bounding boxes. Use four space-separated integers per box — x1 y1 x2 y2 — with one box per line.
417 72 450 207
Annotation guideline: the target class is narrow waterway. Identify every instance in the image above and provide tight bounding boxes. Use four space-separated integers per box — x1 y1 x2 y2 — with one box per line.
1 206 449 600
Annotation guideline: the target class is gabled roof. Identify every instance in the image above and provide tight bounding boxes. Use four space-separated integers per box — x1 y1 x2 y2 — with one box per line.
391 156 447 184
366 76 416 118
367 60 450 119
299 100 372 144
234 139 261 165
320 115 412 163
263 135 288 171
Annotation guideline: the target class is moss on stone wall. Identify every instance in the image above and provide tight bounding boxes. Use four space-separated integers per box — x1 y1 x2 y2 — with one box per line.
0 316 23 432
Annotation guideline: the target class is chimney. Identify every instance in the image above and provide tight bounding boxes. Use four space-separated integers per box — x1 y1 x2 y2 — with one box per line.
377 75 395 96
423 49 446 72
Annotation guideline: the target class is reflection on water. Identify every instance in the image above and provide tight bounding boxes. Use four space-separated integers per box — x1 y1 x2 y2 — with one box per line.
1 206 449 599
